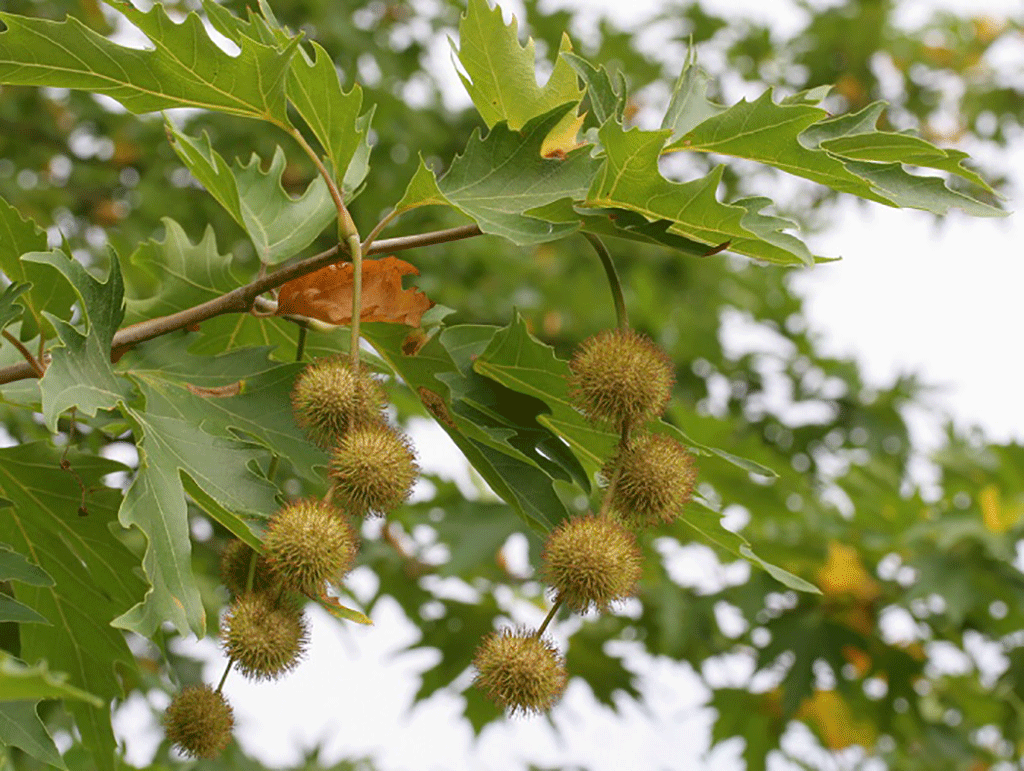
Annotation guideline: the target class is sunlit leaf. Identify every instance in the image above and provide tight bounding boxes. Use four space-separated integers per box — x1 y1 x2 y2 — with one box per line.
0 1 297 122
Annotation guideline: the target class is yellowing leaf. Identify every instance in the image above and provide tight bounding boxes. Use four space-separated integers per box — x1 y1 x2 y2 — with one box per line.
797 690 876 750
817 541 881 602
276 256 434 327
979 484 1024 533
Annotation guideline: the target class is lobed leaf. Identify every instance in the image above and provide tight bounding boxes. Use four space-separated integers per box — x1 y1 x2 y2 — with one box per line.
584 122 818 265
454 0 584 153
25 251 132 431
0 1 297 122
166 126 336 264
0 198 76 342
397 105 600 245
0 445 143 771
663 61 1003 217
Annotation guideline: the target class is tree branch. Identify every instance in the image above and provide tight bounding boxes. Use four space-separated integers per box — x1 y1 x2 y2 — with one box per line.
0 224 483 386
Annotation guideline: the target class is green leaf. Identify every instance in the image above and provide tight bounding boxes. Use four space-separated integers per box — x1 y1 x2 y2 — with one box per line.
0 542 52 588
662 65 1003 217
125 219 239 323
0 653 102 705
661 52 724 141
24 251 132 431
438 325 589 493
288 42 366 185
0 2 297 122
166 127 335 264
0 198 76 342
562 52 627 127
0 702 67 770
121 336 325 486
361 322 573 531
115 399 279 637
739 545 821 594
0 282 28 335
584 122 818 265
398 106 600 245
0 542 54 625
454 0 583 132
0 444 143 771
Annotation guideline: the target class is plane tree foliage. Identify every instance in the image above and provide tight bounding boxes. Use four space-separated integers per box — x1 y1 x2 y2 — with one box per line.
0 0 1020 769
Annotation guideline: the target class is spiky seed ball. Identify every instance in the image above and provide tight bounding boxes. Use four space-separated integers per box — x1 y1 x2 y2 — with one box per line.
220 593 308 682
608 433 697 528
262 499 358 596
541 515 643 613
163 684 234 759
568 329 674 429
473 628 568 717
329 424 418 517
219 540 279 598
291 358 386 447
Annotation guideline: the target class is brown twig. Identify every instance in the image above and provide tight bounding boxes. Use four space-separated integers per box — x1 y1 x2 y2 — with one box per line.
0 224 483 386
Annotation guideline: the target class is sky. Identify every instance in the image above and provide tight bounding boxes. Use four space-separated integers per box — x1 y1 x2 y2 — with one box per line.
100 0 1024 768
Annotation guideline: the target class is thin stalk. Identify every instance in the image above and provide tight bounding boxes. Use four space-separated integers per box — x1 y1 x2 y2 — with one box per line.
215 659 233 693
536 596 563 637
584 233 628 332
3 330 44 377
346 233 363 369
361 208 402 254
266 455 280 483
295 326 307 362
288 127 358 241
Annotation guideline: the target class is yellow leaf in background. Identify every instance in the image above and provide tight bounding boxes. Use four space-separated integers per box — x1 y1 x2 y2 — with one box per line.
797 690 876 750
979 484 1024 533
817 541 881 602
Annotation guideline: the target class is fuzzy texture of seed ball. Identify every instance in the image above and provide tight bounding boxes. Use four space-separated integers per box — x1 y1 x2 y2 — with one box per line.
608 433 697 528
219 540 279 598
541 515 643 613
329 424 418 517
568 329 674 429
473 627 567 717
262 499 358 596
220 593 308 682
163 685 234 759
291 358 386 447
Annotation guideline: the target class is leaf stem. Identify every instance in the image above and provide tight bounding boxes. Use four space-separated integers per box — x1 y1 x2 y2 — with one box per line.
361 208 402 254
584 233 628 332
288 127 359 242
295 326 307 362
346 233 363 369
215 658 233 693
536 596 563 637
2 330 44 377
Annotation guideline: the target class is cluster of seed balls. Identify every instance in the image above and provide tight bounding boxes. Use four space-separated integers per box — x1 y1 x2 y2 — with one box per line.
472 329 696 717
163 358 418 758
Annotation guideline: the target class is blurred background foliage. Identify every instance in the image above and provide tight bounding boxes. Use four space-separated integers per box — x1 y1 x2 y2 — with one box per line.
1 0 1022 769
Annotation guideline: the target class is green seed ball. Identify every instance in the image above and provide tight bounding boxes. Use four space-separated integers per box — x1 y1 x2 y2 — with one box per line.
291 358 386 447
541 515 643 613
219 539 279 598
220 594 308 682
568 329 674 429
473 627 568 717
329 424 418 517
608 433 697 528
163 684 234 759
263 499 358 596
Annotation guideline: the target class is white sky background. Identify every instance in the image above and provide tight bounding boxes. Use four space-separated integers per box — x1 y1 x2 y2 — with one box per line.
111 0 1023 769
